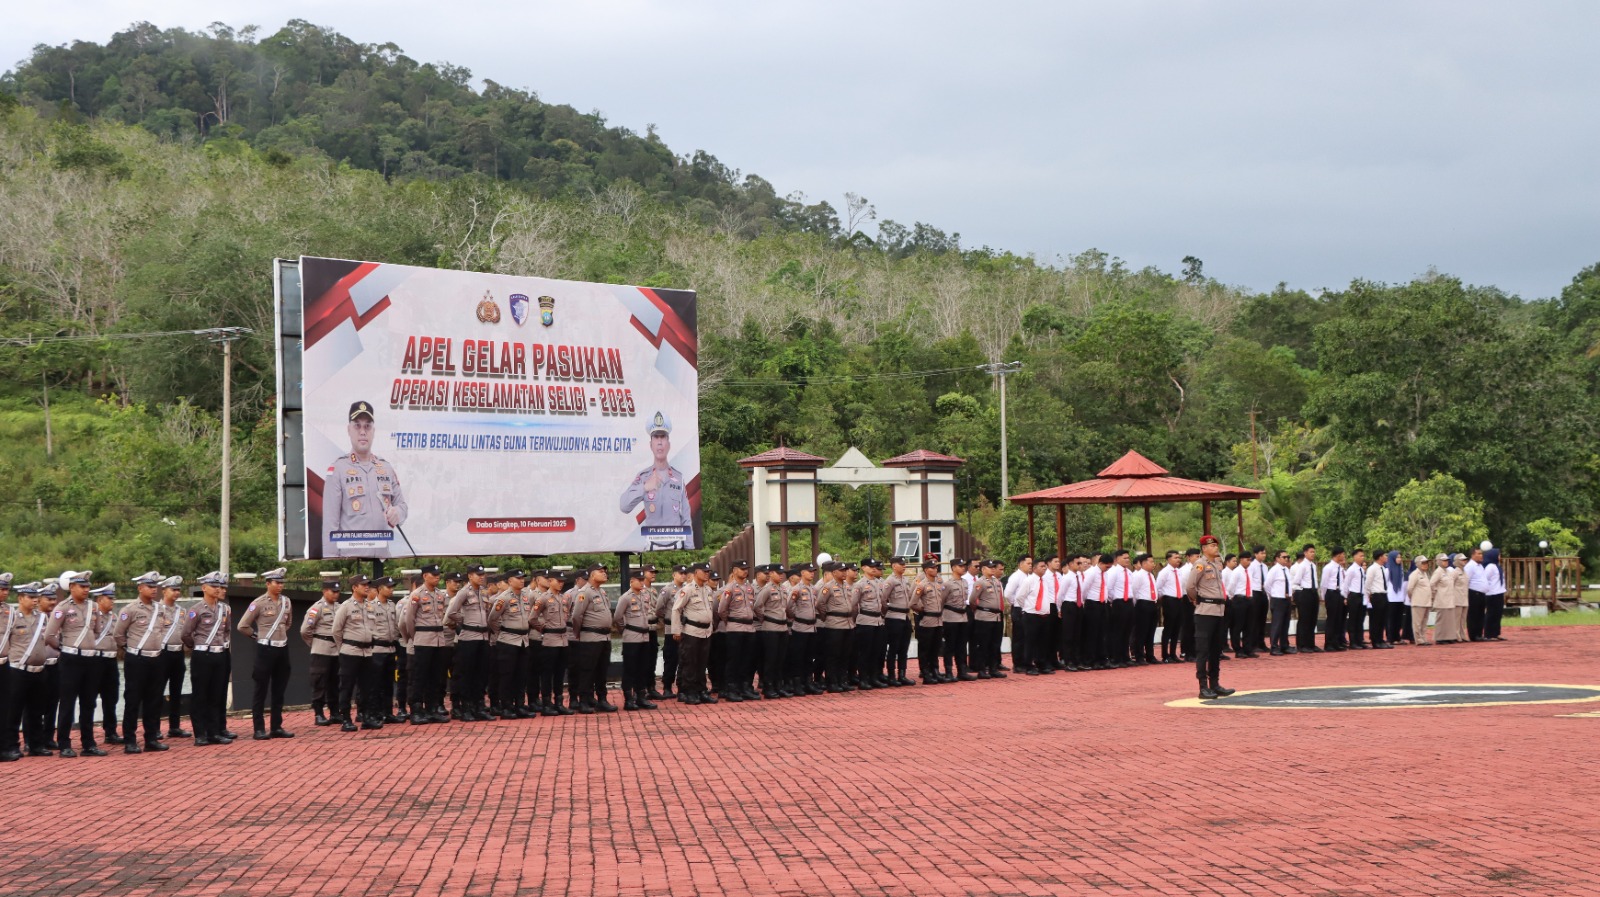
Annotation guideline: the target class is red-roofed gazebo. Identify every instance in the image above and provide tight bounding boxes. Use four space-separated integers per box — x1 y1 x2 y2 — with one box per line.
1008 450 1263 556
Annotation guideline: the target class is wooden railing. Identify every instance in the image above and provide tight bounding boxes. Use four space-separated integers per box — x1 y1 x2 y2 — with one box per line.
1502 556 1584 610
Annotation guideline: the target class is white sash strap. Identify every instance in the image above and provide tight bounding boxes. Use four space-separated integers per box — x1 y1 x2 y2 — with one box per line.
162 604 183 646
136 602 160 653
204 603 228 647
72 602 94 649
262 596 290 644
17 614 46 668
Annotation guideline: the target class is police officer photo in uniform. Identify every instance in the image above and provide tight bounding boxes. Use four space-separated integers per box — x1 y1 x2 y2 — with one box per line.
321 401 409 558
619 411 692 549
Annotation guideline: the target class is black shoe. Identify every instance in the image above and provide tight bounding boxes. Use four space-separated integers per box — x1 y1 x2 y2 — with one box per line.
990 670 1007 679
623 697 640 711
725 692 744 702
193 737 215 746
28 748 53 757
1211 684 1237 697
700 694 718 704
410 713 429 725
82 746 108 757
144 740 170 751
103 733 125 745
1286 647 1299 654
638 698 658 710
271 728 295 739
45 740 61 750
1199 687 1220 700
430 712 451 724
253 730 272 741
124 743 143 754
361 718 383 731
977 670 991 679
1270 649 1284 656
341 721 359 732
958 672 978 681
827 686 845 693
220 730 237 739
1039 667 1057 675
384 714 405 724
685 694 703 705
598 700 618 712
577 703 595 714
168 729 192 738
314 712 332 727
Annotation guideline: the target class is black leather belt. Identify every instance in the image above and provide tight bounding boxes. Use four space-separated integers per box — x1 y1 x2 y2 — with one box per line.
729 618 756 626
858 610 882 618
1199 598 1226 605
917 611 941 619
500 627 528 635
374 640 397 647
542 627 568 634
824 610 852 618
315 634 334 641
793 616 816 625
343 641 372 649
761 615 788 625
581 626 611 635
682 618 710 630
416 625 443 632
462 625 488 633
625 625 652 634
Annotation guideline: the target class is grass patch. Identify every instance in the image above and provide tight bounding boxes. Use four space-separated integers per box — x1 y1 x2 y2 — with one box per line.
1503 609 1600 627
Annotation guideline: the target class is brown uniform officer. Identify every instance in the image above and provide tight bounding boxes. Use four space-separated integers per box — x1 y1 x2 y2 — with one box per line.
1185 535 1236 700
568 565 615 714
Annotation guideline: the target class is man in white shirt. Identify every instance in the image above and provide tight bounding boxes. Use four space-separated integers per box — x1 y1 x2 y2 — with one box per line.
1364 549 1393 649
1080 554 1111 670
1019 555 1059 675
1003 556 1035 674
1342 549 1369 649
1105 550 1134 667
1058 554 1086 670
1130 553 1160 664
1320 548 1348 651
1463 547 1489 641
1265 548 1294 655
1248 546 1270 653
1225 554 1255 658
1289 545 1321 652
1155 551 1185 664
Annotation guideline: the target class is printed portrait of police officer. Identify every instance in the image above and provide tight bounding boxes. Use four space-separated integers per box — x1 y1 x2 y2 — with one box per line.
619 411 691 548
321 401 409 558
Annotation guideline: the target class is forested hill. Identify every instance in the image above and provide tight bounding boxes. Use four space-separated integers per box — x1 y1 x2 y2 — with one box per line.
1 23 1598 583
1 20 890 242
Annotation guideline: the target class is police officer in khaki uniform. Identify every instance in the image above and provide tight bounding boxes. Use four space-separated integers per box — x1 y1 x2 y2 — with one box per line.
910 558 945 684
183 572 235 745
488 569 535 718
816 562 854 693
619 411 693 548
154 576 188 738
970 560 1008 678
302 580 344 726
237 568 295 740
716 561 759 702
941 560 977 681
670 563 717 704
3 582 56 760
533 570 574 715
785 564 822 695
752 564 791 699
569 564 615 713
370 576 403 723
850 559 887 689
331 574 378 731
639 564 664 701
612 569 658 710
401 563 449 723
1185 535 1236 700
113 572 173 752
880 558 914 687
85 583 124 747
321 400 409 558
44 571 104 756
655 565 687 698
446 564 492 721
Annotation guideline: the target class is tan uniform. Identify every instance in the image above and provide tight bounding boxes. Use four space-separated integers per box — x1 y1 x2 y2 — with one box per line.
787 583 818 634
613 589 654 643
670 583 716 637
43 596 94 655
301 598 342 656
446 585 490 642
911 576 943 628
115 600 168 657
371 599 399 654
183 600 232 651
535 589 571 648
238 594 293 647
332 597 375 656
972 576 1005 622
817 580 854 630
940 579 968 624
7 609 51 669
402 586 452 648
717 582 758 633
881 574 911 623
753 583 790 632
570 586 613 643
489 588 535 647
853 578 885 628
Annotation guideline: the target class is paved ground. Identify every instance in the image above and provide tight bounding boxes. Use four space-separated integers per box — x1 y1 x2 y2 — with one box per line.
7 626 1599 897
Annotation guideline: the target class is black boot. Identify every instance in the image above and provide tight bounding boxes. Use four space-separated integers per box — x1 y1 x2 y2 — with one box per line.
1210 681 1236 697
314 709 331 727
623 691 640 711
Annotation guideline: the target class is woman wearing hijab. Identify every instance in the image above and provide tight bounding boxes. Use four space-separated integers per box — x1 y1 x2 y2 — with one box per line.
1483 548 1507 640
1407 555 1435 645
1385 551 1410 645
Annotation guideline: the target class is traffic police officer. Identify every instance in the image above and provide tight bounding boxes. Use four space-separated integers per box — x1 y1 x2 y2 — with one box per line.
183 571 234 745
236 567 294 740
321 400 409 557
619 411 693 547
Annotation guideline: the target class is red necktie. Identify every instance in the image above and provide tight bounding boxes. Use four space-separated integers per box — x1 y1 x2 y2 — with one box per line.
1175 570 1184 600
1122 569 1130 602
1098 573 1106 602
1034 576 1044 612
1076 573 1084 607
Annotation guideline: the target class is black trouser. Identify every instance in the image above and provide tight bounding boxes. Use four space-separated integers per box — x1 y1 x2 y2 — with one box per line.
161 649 186 731
884 618 912 680
493 643 530 709
1228 596 1252 653
821 628 851 687
1270 598 1292 652
785 631 814 683
251 644 291 732
621 641 650 697
1250 591 1269 650
1159 596 1184 658
915 625 942 679
1107 601 1132 664
96 656 119 738
1194 611 1224 686
1293 589 1319 649
1020 613 1050 670
1080 602 1106 667
851 626 884 683
661 634 680 692
56 653 100 748
486 643 500 709
708 632 727 691
1396 603 1414 643
1045 606 1061 666
1009 607 1028 670
191 650 231 738
409 646 442 713
440 645 456 706
1058 602 1083 667
453 639 488 710
395 650 409 712
42 663 59 737
972 618 1003 671
643 634 659 694
1467 590 1487 640
1133 601 1159 661
538 644 567 705
1367 594 1388 644
942 621 969 675
677 634 710 697
337 653 375 721
1345 598 1366 647
570 640 609 705
1484 594 1504 638
759 631 787 692
1324 592 1346 648
723 630 756 692
1179 601 1195 658
308 653 340 715
5 668 52 753
371 651 396 715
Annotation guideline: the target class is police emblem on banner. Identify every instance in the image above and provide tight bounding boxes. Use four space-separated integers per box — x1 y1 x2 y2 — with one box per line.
509 293 530 326
476 291 501 324
539 295 555 327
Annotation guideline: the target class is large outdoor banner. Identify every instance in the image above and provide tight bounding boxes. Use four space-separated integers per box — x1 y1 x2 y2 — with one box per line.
295 256 699 559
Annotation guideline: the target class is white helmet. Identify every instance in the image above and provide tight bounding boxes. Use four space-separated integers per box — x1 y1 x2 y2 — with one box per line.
815 552 832 566
1480 540 1493 551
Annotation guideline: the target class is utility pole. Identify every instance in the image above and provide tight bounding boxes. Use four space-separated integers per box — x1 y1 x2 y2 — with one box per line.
977 361 1023 504
1249 407 1259 481
197 327 252 575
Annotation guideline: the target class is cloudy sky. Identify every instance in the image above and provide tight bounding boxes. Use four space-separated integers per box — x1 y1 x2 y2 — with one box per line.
7 1 1597 298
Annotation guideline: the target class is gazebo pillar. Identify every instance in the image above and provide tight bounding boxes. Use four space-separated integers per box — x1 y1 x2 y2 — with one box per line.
1143 504 1153 555
1027 506 1036 556
1202 501 1212 536
1055 505 1066 559
1236 499 1245 553
1115 505 1123 549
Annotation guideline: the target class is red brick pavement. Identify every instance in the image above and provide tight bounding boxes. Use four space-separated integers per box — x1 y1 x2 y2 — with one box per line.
5 626 1599 897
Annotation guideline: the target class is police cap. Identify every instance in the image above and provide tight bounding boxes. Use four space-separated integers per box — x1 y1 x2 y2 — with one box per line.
349 401 375 422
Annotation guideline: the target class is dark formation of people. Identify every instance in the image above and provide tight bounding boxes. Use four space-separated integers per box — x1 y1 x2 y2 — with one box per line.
0 538 1509 760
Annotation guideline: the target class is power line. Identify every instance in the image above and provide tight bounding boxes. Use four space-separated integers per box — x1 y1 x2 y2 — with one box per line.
716 365 979 387
0 327 255 348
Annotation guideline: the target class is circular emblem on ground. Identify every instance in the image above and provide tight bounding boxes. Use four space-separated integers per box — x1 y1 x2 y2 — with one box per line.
1168 683 1600 709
